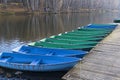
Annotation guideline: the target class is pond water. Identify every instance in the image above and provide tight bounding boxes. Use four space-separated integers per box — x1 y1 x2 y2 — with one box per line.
0 12 119 80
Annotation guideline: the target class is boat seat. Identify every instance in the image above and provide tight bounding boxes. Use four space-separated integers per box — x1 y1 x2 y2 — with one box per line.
1 57 12 62
21 49 30 53
30 59 41 65
46 52 55 56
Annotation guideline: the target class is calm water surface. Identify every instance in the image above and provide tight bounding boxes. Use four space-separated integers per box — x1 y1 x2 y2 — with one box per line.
0 12 119 80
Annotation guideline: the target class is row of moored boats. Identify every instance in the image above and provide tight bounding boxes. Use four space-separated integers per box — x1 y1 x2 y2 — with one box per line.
0 23 118 71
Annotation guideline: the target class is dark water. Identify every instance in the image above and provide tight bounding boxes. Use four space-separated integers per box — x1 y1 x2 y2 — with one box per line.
0 12 119 80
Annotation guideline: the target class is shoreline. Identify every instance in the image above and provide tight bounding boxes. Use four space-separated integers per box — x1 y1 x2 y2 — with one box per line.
0 8 119 15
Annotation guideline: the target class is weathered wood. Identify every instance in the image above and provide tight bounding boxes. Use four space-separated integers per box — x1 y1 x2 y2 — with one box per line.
62 25 120 80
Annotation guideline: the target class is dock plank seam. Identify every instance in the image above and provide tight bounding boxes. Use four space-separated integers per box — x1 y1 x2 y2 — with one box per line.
81 67 120 78
63 25 120 80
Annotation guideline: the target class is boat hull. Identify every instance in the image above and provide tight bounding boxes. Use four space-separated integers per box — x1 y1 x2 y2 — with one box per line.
13 45 87 58
29 42 94 51
59 33 107 37
85 24 117 29
77 28 113 31
50 35 103 41
40 38 98 46
0 52 81 71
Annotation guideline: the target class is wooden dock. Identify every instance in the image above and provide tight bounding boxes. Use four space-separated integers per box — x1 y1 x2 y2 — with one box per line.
62 25 120 80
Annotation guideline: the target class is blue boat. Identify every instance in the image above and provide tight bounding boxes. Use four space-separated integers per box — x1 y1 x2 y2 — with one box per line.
86 24 117 29
0 52 81 71
12 45 87 58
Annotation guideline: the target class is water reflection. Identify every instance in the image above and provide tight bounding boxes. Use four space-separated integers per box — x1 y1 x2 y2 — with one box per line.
0 12 119 79
0 12 119 52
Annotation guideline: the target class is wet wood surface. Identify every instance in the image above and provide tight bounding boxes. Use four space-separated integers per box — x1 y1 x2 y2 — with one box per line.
62 25 120 80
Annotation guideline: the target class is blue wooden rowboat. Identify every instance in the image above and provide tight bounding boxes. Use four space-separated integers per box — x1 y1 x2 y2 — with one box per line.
0 52 81 71
85 24 117 29
12 45 87 58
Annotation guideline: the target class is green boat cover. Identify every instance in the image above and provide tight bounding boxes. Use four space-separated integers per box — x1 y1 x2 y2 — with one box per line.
40 38 98 42
58 33 106 38
77 28 113 31
64 32 108 36
75 29 112 34
67 31 109 35
40 38 98 46
50 35 103 41
29 42 94 50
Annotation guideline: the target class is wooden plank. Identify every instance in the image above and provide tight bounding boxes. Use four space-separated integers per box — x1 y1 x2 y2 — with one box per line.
62 25 120 80
91 50 120 57
81 62 120 77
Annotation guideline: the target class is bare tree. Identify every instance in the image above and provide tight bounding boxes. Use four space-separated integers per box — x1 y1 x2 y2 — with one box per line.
0 0 8 9
52 0 63 13
0 0 120 13
21 0 40 12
